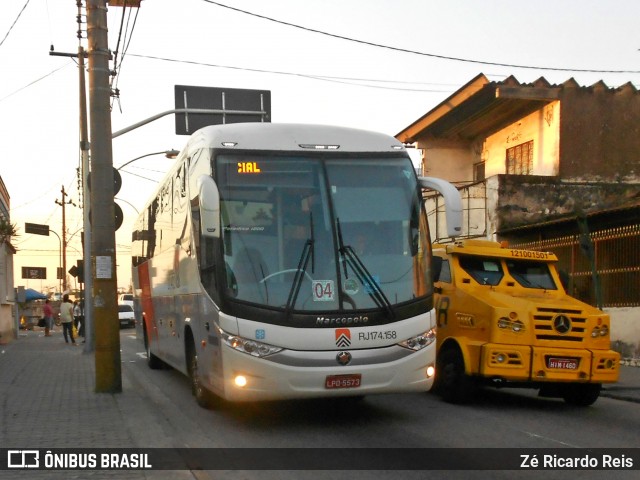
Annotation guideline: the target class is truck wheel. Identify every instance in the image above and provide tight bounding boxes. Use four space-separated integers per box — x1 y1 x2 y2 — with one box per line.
437 348 476 404
187 342 220 409
143 322 163 370
562 383 601 407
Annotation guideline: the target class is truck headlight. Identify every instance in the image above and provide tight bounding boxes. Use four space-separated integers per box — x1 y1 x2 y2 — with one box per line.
591 325 609 338
498 316 525 332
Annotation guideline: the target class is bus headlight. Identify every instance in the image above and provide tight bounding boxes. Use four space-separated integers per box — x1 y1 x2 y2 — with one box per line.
219 329 283 358
398 328 436 351
234 375 248 388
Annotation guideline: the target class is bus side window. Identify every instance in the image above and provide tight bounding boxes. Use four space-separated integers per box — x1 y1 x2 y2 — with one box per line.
192 199 220 303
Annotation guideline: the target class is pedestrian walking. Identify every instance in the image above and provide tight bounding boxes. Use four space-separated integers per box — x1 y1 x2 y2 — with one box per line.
43 299 53 337
59 294 77 345
73 301 84 337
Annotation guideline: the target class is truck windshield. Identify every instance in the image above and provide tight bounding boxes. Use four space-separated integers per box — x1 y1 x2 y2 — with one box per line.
458 256 504 286
505 259 557 290
215 154 432 318
458 255 557 290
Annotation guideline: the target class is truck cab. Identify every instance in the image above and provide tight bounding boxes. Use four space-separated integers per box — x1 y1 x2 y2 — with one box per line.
432 239 619 406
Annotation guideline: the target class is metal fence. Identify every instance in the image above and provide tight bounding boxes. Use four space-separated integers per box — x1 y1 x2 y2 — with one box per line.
512 224 640 308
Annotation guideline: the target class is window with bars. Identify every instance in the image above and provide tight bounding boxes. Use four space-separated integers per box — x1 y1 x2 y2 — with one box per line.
506 140 533 175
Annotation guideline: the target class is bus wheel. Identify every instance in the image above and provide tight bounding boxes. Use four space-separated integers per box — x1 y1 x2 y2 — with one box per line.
143 323 163 370
187 343 218 409
562 383 601 407
437 348 476 404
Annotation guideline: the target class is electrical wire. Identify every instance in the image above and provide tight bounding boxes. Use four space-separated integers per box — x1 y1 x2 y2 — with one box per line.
0 0 31 49
0 62 72 103
111 2 141 110
128 53 455 93
201 0 640 74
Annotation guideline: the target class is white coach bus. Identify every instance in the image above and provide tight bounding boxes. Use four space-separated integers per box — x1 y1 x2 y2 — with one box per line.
131 123 461 407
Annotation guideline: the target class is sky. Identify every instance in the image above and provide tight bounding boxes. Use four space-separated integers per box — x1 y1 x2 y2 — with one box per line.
1 0 639 293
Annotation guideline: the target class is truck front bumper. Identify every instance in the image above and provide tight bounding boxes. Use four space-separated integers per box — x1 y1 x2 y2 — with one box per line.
479 344 619 384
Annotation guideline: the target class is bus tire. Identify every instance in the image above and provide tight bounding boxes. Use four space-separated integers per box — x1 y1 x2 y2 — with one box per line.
437 348 476 404
562 383 601 407
187 342 220 409
143 322 163 370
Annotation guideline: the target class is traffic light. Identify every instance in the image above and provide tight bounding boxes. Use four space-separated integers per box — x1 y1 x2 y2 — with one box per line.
87 167 123 230
68 260 85 284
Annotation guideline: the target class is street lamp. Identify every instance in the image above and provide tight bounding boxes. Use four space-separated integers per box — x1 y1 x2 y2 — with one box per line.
116 149 179 171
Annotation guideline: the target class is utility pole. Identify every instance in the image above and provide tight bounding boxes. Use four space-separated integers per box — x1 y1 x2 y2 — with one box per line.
55 185 75 292
79 37 94 354
78 0 93 354
50 1 96 353
87 0 121 392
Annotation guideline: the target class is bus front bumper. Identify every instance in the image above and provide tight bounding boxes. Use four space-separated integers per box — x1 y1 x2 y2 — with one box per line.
211 343 436 402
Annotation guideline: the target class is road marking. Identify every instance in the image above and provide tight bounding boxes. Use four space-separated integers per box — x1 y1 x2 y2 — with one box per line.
522 430 581 447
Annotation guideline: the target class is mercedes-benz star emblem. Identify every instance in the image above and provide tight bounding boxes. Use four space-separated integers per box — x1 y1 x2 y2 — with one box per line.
553 314 572 334
336 351 352 366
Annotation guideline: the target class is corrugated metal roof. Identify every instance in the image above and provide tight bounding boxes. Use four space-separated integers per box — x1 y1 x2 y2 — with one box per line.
396 74 638 143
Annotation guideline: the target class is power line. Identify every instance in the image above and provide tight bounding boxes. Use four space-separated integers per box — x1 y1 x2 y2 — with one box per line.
0 0 31 49
0 62 72 103
111 3 141 110
128 53 455 93
201 0 640 74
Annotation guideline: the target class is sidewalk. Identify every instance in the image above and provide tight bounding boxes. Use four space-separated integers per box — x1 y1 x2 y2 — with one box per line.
1 328 639 475
601 359 640 403
0 328 191 479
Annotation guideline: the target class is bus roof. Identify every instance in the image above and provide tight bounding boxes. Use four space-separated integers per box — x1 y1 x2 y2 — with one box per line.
180 123 407 156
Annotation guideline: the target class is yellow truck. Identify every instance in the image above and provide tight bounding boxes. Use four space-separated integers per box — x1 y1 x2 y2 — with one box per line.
432 239 619 406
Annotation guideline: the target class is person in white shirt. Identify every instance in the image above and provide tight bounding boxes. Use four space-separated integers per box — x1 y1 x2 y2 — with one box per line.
59 294 76 345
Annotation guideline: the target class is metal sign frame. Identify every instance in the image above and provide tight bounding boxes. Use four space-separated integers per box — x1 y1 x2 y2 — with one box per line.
174 85 271 135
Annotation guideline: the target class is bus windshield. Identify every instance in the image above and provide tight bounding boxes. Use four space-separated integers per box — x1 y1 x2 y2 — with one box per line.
215 154 432 317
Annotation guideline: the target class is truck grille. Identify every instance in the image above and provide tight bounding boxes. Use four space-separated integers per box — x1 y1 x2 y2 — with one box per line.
533 307 586 342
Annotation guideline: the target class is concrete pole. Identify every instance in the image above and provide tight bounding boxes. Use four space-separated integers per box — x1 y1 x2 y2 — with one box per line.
87 0 121 392
54 186 72 292
79 44 94 354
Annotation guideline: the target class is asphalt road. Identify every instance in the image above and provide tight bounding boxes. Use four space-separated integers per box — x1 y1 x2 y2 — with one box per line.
117 330 640 480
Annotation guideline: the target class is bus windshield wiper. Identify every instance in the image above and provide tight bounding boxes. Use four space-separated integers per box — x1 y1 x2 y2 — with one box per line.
336 218 395 319
285 212 315 317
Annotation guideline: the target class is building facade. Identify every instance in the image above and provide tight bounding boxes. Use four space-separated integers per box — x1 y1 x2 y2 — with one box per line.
396 73 640 356
0 176 15 343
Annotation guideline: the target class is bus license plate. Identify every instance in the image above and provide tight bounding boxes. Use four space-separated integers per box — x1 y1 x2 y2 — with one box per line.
325 374 362 389
546 357 579 370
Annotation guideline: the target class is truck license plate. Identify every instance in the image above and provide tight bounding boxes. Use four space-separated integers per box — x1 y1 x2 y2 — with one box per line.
325 374 362 389
546 357 579 370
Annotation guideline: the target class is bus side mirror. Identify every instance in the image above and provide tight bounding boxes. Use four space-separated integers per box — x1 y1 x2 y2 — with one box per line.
432 255 443 283
197 175 220 239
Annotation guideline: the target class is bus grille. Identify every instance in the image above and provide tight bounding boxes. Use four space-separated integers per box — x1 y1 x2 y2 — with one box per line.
533 307 586 342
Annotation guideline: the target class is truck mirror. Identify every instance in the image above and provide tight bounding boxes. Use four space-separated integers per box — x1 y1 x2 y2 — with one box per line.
558 270 570 291
432 256 443 282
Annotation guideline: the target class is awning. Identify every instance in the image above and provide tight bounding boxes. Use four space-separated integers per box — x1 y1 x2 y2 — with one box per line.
24 288 47 302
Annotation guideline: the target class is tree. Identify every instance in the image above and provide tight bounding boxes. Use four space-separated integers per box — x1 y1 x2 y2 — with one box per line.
0 218 18 251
